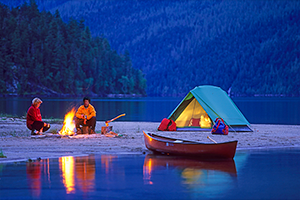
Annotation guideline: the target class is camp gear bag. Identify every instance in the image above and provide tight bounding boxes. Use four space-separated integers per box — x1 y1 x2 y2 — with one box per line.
211 118 228 135
168 119 177 131
158 118 177 131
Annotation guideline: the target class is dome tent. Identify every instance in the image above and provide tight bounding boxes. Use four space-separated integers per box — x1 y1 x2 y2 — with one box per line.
168 85 252 132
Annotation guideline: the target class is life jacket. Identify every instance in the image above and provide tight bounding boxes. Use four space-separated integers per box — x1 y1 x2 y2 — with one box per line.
211 118 228 135
158 118 177 131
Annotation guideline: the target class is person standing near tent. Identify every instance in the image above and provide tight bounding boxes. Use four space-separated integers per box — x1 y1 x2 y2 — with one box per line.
75 97 96 134
26 98 51 135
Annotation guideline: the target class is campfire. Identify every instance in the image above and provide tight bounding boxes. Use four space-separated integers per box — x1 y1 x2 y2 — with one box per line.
58 110 125 137
59 108 76 136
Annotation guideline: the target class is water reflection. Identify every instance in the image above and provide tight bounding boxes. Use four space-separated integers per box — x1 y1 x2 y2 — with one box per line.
75 156 96 193
143 155 153 185
0 163 6 175
101 154 118 174
1 150 299 199
59 156 96 194
143 154 237 198
59 156 75 194
26 161 42 198
0 97 181 122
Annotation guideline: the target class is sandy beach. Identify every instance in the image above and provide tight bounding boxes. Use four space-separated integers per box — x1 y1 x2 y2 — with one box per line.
0 118 299 163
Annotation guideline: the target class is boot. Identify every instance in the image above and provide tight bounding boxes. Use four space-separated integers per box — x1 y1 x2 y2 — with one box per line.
76 128 82 134
31 130 41 135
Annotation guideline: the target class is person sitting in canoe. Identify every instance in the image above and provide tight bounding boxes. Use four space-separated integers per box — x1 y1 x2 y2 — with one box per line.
26 98 51 135
75 97 96 134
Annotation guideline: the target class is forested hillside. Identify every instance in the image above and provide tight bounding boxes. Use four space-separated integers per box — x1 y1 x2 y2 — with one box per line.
0 1 146 96
2 0 300 96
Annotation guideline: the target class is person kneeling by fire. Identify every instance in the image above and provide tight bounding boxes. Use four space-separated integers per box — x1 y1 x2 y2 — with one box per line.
75 97 96 134
26 98 51 135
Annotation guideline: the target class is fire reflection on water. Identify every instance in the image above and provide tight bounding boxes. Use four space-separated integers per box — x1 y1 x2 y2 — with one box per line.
59 156 96 194
59 156 75 194
26 156 96 196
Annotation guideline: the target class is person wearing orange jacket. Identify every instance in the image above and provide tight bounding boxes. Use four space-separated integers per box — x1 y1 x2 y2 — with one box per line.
75 97 96 134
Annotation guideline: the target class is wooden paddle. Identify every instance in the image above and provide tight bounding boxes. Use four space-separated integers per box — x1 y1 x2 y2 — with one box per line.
207 136 217 144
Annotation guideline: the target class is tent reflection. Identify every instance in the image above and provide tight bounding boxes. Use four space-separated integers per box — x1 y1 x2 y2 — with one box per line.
143 154 237 185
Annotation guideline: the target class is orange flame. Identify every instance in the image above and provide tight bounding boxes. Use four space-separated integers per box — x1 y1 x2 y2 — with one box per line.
59 108 76 136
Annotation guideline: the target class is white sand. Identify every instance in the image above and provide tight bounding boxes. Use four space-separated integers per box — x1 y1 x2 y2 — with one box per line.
0 118 300 163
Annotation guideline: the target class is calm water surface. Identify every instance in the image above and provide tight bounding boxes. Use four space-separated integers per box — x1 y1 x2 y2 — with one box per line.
0 97 300 124
0 148 300 200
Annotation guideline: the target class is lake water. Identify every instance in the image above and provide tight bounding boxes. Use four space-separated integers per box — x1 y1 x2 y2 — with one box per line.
0 97 300 124
0 148 300 200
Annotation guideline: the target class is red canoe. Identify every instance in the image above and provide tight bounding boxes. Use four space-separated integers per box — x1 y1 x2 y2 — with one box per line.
143 131 238 159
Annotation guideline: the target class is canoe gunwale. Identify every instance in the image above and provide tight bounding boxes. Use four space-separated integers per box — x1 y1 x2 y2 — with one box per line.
145 131 238 145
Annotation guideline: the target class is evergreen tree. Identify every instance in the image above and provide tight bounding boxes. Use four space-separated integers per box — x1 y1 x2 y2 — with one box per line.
0 1 146 96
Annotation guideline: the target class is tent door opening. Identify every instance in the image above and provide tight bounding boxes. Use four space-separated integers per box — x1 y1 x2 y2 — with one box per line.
175 97 212 128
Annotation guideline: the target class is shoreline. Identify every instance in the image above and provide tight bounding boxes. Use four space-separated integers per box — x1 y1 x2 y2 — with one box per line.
2 146 300 164
1 119 300 164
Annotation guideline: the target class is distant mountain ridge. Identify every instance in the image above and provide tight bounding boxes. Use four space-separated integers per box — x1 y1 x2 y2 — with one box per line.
2 0 300 96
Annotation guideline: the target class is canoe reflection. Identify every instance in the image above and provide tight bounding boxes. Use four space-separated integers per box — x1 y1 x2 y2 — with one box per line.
143 154 237 186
